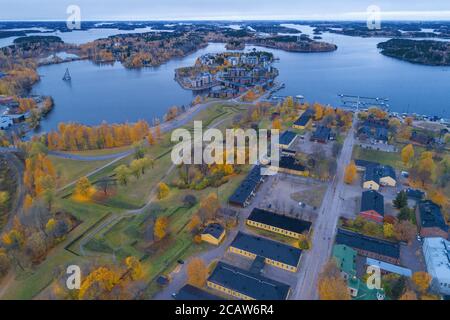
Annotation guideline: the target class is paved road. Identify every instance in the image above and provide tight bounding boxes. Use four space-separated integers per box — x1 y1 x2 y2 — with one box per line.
292 115 357 300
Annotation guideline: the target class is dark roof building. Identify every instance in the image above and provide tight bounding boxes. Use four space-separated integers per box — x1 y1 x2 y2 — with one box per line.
335 228 400 264
293 109 313 128
354 159 380 171
310 126 331 143
364 165 396 185
416 200 449 238
247 208 312 235
279 131 297 148
361 190 385 216
229 165 264 207
375 127 389 142
230 232 302 269
202 223 225 239
207 261 291 300
404 188 425 201
275 156 307 174
175 284 224 300
360 190 385 223
362 117 389 129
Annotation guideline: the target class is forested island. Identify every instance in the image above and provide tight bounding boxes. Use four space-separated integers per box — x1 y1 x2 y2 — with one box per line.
377 39 450 66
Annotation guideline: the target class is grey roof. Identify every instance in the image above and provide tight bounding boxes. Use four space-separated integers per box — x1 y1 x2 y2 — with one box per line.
294 109 313 127
311 126 331 142
336 228 400 260
175 284 224 300
361 190 385 216
248 208 312 234
202 223 225 239
279 131 297 146
230 232 302 267
229 165 263 206
208 261 290 300
418 200 448 233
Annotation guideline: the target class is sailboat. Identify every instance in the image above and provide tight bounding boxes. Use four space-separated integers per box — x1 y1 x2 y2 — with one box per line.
62 68 71 81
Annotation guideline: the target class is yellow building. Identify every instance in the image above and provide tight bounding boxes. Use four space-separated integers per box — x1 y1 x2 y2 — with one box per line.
200 223 226 245
363 180 380 191
228 232 302 273
246 208 312 240
207 261 291 300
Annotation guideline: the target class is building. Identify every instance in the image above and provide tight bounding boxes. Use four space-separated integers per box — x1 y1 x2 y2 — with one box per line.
332 244 386 300
229 232 302 272
332 244 357 279
363 165 396 190
411 131 434 146
293 110 313 129
335 228 400 265
375 127 389 144
360 190 385 223
354 159 380 172
174 284 224 300
416 200 449 239
278 131 297 149
422 237 450 296
228 165 264 207
247 208 311 239
310 126 331 144
207 261 291 300
366 258 412 277
201 223 226 245
270 156 309 177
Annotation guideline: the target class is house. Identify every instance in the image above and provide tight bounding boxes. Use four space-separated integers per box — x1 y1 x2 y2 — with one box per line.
363 165 396 190
335 228 400 265
359 190 385 223
375 127 389 144
422 237 450 296
310 126 331 144
201 223 226 245
416 200 449 239
362 117 389 129
228 165 264 207
247 208 312 239
207 261 291 300
332 244 357 279
354 159 380 172
405 188 426 201
174 284 224 300
278 131 297 149
228 232 302 272
366 258 412 277
293 110 313 129
270 156 309 176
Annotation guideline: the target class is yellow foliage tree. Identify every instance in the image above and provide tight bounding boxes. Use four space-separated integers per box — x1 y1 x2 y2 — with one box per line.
401 144 415 166
124 256 144 280
186 258 208 288
154 216 169 241
78 267 120 300
344 161 357 184
412 272 432 294
317 260 351 300
157 182 170 200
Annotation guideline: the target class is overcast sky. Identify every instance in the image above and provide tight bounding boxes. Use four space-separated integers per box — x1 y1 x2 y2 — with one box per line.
1 0 450 21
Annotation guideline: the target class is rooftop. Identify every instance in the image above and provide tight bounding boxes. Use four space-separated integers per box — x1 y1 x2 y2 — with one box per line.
361 190 385 216
423 237 450 283
277 156 307 172
294 109 313 127
364 164 396 183
279 131 297 146
202 223 225 239
248 208 312 235
228 165 263 206
208 261 290 300
311 125 331 142
332 244 357 277
366 258 412 277
355 159 380 169
175 284 224 300
418 200 448 233
230 231 302 267
336 228 400 260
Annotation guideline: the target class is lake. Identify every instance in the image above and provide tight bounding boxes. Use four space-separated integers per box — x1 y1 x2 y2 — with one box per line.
31 26 450 133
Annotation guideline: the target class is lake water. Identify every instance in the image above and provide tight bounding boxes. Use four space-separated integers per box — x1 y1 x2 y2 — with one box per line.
30 25 450 133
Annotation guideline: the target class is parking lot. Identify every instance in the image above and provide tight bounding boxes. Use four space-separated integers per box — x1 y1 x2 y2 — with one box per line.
291 131 334 157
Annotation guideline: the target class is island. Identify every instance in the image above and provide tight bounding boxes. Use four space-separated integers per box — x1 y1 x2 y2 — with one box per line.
377 39 450 66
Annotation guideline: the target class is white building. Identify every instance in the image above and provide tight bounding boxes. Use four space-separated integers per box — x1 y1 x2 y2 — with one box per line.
422 237 450 296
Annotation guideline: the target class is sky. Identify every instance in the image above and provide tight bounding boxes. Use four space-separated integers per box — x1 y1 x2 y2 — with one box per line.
1 0 450 21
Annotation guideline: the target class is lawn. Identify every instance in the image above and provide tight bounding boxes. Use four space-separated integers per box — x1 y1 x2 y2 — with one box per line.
352 145 406 170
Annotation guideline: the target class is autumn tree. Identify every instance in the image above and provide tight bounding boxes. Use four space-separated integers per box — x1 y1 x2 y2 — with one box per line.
187 214 201 233
412 272 432 294
0 191 9 212
157 182 170 200
383 223 395 238
124 256 144 281
344 161 357 184
400 290 418 300
272 118 281 130
314 103 325 121
197 193 220 224
412 151 436 187
186 258 208 288
78 266 120 300
154 216 169 241
393 220 416 243
317 260 351 300
401 144 414 166
114 165 131 186
75 177 93 199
